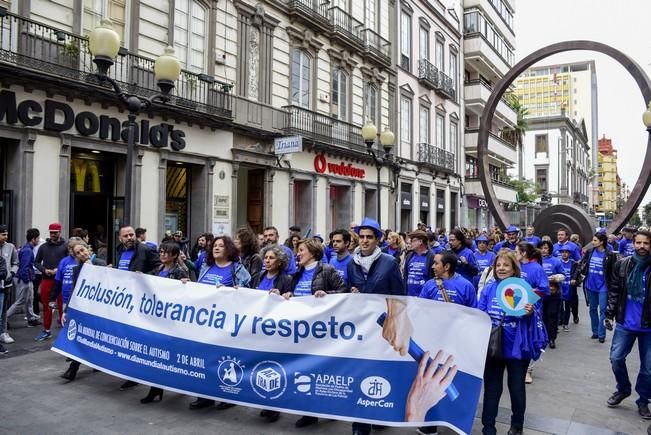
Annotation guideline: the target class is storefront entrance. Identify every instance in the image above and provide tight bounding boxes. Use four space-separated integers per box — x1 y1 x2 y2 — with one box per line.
69 151 123 264
329 184 351 231
236 167 265 234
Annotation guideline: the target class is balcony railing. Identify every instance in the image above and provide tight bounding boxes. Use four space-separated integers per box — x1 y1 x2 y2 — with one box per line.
463 9 515 67
283 105 366 153
328 6 364 47
466 173 515 188
0 11 232 117
287 0 330 29
233 96 287 134
417 59 455 100
464 78 517 111
416 143 455 172
361 29 391 67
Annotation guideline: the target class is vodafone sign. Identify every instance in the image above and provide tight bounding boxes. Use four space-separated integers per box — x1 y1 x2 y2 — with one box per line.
313 153 366 179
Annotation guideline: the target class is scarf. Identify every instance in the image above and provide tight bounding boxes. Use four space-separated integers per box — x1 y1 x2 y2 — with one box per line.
626 253 651 302
352 247 382 275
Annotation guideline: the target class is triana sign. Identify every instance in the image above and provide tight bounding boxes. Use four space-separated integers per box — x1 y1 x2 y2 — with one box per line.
274 136 302 155
0 90 186 150
314 153 365 179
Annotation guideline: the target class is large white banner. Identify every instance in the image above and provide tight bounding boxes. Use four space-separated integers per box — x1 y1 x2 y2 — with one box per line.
53 265 491 434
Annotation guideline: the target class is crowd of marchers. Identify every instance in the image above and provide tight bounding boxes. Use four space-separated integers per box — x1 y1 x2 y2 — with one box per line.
0 219 649 435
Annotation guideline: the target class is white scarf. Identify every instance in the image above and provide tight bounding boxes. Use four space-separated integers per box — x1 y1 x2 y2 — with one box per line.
352 246 382 274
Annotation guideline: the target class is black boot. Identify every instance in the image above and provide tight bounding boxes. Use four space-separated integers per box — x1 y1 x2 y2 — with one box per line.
120 380 138 390
189 398 215 410
140 387 163 404
61 365 78 381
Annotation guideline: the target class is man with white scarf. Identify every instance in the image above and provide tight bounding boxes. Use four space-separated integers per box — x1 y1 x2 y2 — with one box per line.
347 217 404 435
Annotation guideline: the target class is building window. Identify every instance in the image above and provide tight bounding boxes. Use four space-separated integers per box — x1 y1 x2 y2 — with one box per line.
449 50 458 96
435 113 445 149
535 134 548 154
400 96 412 150
400 11 411 71
536 168 548 192
419 106 430 144
174 0 208 73
465 156 477 178
435 37 444 71
364 83 378 124
419 26 429 61
291 49 311 107
450 120 458 156
365 0 377 31
331 68 348 120
84 0 127 44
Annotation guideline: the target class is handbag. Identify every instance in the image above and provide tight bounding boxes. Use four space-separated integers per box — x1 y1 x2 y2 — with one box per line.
487 314 504 359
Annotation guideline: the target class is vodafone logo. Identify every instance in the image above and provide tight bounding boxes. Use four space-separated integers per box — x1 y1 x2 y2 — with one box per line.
313 153 366 179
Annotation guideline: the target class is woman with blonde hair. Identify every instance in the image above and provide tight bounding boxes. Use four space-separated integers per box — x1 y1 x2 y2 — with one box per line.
381 231 405 260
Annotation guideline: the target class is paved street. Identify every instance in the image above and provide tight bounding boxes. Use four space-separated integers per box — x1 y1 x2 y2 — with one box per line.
0 298 647 435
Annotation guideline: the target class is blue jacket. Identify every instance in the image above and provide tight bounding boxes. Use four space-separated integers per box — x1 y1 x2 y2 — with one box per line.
347 253 404 295
17 244 35 283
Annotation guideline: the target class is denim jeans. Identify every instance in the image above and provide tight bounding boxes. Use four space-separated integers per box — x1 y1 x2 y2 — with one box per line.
587 290 607 338
481 356 531 435
610 327 651 407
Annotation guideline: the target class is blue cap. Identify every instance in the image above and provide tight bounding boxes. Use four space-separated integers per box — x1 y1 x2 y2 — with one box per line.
595 227 607 234
313 234 324 242
476 235 489 243
354 217 384 240
505 225 519 233
559 245 571 252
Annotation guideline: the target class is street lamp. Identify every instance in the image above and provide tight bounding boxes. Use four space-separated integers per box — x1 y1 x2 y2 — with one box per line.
89 19 181 225
362 120 396 226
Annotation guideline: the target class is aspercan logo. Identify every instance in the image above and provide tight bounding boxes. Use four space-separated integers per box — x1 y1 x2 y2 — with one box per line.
357 376 394 408
66 319 77 341
218 356 245 394
250 360 287 400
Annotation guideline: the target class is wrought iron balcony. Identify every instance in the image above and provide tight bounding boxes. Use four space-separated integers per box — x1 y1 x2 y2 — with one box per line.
417 60 455 100
0 11 232 118
328 6 364 49
416 143 456 173
287 0 331 31
361 29 391 68
283 105 366 154
233 96 287 135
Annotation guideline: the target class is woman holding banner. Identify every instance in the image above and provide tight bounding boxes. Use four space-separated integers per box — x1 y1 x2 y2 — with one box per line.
140 241 189 404
252 245 292 294
478 250 536 435
276 238 345 428
190 236 250 411
51 239 106 381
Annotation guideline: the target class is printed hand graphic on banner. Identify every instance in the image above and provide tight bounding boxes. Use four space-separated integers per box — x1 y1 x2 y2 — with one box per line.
404 350 458 422
381 298 413 356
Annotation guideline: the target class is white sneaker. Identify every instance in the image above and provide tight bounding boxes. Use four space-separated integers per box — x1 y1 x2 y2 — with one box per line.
525 372 533 384
0 332 15 343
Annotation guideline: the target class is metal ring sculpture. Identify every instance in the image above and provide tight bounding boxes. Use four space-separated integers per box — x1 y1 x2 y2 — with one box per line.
478 40 651 237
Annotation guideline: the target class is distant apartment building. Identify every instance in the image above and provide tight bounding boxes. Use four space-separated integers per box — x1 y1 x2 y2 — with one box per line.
596 135 618 213
514 60 599 207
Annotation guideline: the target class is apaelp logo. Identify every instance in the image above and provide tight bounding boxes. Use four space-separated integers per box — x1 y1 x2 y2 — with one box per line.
67 319 77 341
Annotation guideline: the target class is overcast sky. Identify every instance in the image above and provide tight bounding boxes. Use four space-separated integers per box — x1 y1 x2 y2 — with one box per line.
514 0 651 206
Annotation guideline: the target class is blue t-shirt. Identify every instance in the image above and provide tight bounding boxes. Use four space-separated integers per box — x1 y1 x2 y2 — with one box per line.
194 250 207 271
118 248 134 271
585 250 607 293
542 255 564 277
619 239 634 257
493 240 518 253
478 280 528 360
55 255 77 304
294 265 316 296
622 266 651 332
329 254 352 287
257 274 275 291
559 259 574 300
283 245 297 274
553 241 581 261
475 251 496 274
520 260 550 298
431 244 444 255
524 235 541 246
452 247 478 283
419 273 477 308
158 269 169 278
199 264 234 286
406 253 428 296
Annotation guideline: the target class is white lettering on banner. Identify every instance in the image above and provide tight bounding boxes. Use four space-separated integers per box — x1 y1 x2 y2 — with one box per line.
53 265 492 435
